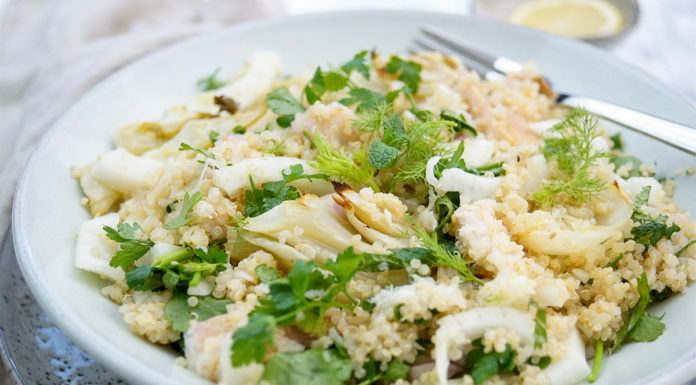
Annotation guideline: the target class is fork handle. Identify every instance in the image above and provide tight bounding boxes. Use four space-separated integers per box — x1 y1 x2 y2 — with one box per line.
558 94 696 156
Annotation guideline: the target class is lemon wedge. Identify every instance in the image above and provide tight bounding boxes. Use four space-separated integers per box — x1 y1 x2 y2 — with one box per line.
508 0 624 39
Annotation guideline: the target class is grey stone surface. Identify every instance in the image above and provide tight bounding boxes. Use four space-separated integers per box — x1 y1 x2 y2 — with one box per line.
0 229 127 385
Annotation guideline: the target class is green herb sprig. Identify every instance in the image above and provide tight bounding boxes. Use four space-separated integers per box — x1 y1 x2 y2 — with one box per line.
534 109 610 207
244 164 328 218
612 272 665 350
164 191 203 230
630 186 680 246
231 250 362 367
164 290 231 332
104 222 154 270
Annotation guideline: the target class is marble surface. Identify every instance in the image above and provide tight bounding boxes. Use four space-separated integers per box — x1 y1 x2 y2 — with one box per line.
1 1 695 384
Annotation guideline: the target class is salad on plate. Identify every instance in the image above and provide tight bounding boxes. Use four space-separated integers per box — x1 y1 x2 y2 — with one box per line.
71 49 696 385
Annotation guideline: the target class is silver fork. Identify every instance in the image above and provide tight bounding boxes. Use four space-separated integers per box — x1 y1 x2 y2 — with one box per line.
416 25 696 156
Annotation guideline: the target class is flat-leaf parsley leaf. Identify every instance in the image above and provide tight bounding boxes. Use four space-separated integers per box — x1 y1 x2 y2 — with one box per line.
261 347 352 385
164 290 232 332
612 272 665 350
386 56 422 92
164 192 203 229
104 222 154 270
265 87 306 127
244 164 328 218
630 186 680 246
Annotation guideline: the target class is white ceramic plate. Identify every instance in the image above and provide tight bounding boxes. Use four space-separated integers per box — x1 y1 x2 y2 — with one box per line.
12 10 696 385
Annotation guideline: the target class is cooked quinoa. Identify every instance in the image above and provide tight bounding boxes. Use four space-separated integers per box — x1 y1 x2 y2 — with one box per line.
72 50 696 385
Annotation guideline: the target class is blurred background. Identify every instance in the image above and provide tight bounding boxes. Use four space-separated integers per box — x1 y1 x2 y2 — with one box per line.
0 0 694 384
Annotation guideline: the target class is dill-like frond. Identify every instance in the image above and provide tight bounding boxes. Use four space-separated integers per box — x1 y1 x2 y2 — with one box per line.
394 119 456 184
309 133 380 191
352 101 391 135
534 109 610 207
262 140 287 156
411 220 480 283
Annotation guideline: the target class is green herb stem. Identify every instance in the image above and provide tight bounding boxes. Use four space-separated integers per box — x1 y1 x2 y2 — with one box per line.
153 248 192 267
588 340 603 383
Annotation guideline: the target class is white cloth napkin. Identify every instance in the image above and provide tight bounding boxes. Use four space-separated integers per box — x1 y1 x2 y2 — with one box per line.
0 0 283 234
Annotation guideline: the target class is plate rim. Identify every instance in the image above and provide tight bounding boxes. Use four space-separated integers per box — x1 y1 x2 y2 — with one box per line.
11 9 696 385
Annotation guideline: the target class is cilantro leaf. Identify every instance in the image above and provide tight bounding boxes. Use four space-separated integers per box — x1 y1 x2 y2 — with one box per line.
232 250 363 366
194 296 233 320
179 142 213 158
341 50 370 80
534 309 547 348
386 56 422 92
630 186 680 246
339 87 386 113
194 244 228 264
256 264 282 284
244 164 328 217
232 313 277 366
628 313 665 342
356 247 431 278
348 242 479 283
359 358 409 385
266 87 306 127
534 109 610 207
304 68 350 105
383 359 410 381
125 265 154 289
163 290 191 332
196 68 225 91
323 247 364 285
613 272 666 349
164 192 203 230
261 347 352 385
124 243 228 292
164 290 232 333
463 339 517 384
304 68 324 105
103 222 142 243
321 71 350 91
631 220 680 246
162 269 180 289
440 108 477 136
368 140 401 170
104 223 154 270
